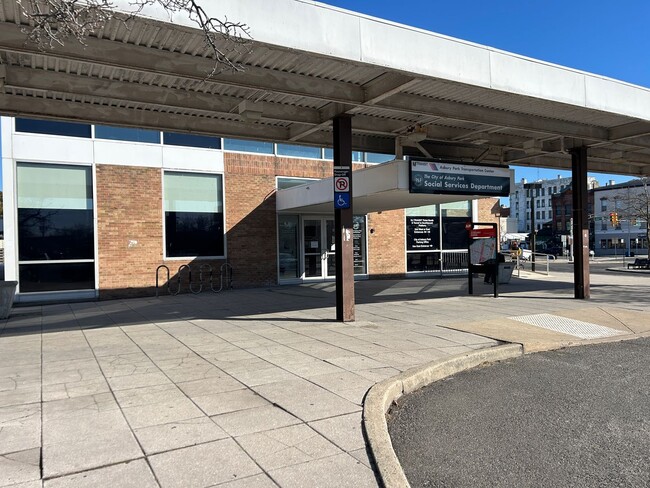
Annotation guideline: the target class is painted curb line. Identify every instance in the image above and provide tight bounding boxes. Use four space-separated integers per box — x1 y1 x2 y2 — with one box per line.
362 344 524 488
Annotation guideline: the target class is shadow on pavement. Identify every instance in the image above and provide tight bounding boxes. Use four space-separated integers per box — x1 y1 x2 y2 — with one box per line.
0 272 640 338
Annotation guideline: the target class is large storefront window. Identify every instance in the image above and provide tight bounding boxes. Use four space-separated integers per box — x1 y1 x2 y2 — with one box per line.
406 205 439 272
17 163 95 292
164 172 224 258
441 201 470 250
406 202 471 273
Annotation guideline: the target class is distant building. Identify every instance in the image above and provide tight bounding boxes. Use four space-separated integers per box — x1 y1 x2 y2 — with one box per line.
593 180 649 256
510 176 598 232
550 187 595 235
550 187 596 253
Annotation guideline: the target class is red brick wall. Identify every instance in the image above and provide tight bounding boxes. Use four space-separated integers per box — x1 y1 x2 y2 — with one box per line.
476 197 501 223
223 153 337 287
94 155 408 298
367 209 406 277
224 171 277 287
96 164 226 299
96 165 163 298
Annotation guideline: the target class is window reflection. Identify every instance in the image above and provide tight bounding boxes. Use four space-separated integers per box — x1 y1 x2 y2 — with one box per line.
278 215 299 279
18 209 94 260
95 125 160 143
276 143 321 159
224 138 273 154
19 263 95 293
16 162 95 292
164 172 224 257
163 132 221 149
15 118 91 138
165 212 224 257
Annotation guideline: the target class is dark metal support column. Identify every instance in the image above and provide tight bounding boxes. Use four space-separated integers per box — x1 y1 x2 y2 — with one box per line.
571 146 590 299
333 116 355 322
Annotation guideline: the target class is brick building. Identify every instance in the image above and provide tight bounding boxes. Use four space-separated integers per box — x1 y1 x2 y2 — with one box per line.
593 180 649 256
510 176 598 232
2 117 502 303
550 188 595 235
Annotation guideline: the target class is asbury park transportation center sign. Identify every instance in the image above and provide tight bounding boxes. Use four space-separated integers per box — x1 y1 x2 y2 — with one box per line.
409 160 511 197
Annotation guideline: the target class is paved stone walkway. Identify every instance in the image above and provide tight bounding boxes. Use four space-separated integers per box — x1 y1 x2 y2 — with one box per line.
1 280 499 488
1 267 647 487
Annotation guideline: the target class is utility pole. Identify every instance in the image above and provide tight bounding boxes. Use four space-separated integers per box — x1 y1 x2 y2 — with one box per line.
524 182 542 272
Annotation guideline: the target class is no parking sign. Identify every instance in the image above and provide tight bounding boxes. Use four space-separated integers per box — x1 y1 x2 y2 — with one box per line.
333 166 351 209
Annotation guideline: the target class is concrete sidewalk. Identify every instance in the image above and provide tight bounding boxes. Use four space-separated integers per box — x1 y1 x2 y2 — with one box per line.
1 269 649 487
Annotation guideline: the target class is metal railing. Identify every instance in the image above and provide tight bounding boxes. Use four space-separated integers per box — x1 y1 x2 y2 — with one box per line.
515 252 554 277
441 250 469 275
155 263 233 297
406 250 469 277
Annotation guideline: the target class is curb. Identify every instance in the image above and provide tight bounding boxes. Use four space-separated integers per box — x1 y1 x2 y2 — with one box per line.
606 267 650 275
362 344 524 488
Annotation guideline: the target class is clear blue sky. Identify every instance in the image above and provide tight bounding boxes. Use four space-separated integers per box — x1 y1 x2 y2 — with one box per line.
320 0 650 188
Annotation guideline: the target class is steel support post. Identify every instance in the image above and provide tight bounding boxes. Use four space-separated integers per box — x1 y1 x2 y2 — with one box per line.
333 116 355 322
571 146 590 299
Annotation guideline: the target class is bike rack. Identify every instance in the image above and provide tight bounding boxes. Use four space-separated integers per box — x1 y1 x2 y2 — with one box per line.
155 263 233 296
171 265 191 295
216 263 233 292
190 264 213 294
155 265 170 298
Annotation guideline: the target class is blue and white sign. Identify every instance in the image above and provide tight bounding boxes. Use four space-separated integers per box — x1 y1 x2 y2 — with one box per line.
409 160 511 197
333 165 351 210
334 192 350 209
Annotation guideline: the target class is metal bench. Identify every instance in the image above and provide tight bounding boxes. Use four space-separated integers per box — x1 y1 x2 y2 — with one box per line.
627 258 649 269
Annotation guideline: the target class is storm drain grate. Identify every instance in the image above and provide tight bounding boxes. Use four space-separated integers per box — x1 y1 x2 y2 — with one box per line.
509 313 625 339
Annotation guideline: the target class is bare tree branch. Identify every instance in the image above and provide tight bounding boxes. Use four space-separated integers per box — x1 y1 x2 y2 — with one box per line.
18 0 115 49
16 0 252 74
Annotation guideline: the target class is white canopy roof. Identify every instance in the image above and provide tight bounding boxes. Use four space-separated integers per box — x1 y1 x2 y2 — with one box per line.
276 159 512 214
1 0 649 176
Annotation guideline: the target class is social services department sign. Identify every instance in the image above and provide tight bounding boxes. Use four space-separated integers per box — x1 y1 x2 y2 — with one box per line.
409 160 511 196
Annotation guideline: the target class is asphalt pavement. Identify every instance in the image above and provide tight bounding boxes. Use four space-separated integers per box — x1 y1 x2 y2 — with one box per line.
388 337 650 488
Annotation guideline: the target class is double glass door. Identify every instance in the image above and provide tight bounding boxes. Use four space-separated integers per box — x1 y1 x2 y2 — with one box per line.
278 214 367 282
303 218 336 279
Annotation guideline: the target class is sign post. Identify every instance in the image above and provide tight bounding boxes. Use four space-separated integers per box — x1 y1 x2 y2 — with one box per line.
467 222 499 298
333 116 354 322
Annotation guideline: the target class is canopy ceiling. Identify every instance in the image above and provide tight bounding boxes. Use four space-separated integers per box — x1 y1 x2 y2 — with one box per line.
1 0 650 177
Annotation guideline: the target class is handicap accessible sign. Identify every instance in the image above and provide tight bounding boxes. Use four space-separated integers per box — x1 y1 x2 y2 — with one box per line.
335 192 350 209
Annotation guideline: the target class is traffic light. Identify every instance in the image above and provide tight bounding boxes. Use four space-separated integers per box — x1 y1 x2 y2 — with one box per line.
631 217 637 226
613 212 619 227
609 212 615 224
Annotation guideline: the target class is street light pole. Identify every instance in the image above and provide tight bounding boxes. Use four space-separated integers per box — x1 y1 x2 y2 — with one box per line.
627 185 632 257
524 182 542 272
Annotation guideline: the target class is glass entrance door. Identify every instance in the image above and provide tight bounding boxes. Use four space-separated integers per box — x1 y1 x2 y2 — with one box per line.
303 217 336 279
325 219 336 278
303 219 322 278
